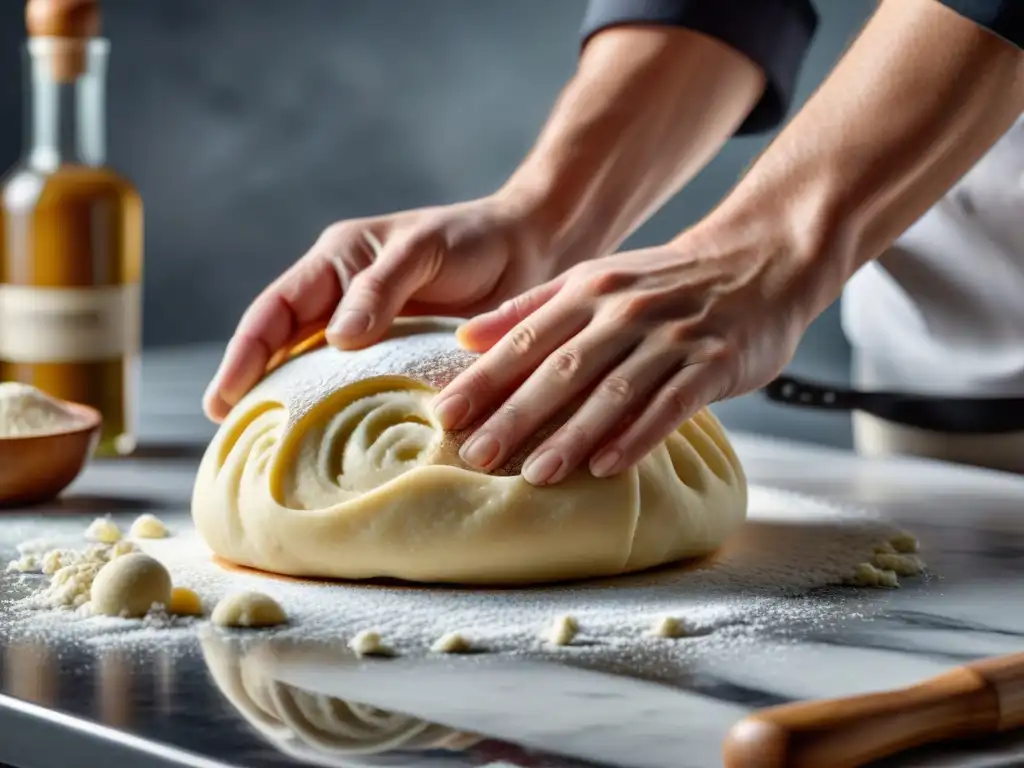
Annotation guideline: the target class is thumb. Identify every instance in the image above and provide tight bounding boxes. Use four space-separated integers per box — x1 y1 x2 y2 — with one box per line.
326 230 441 349
456 277 564 353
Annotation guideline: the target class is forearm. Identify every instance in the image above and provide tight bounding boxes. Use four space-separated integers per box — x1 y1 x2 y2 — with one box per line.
704 0 1024 321
499 25 765 269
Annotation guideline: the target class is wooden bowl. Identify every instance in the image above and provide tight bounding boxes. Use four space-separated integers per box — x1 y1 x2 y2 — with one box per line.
0 402 102 507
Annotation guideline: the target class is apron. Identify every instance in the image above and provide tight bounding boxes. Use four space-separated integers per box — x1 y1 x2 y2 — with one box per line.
841 114 1024 472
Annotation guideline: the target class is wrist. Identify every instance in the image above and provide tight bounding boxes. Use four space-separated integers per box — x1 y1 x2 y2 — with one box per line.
493 163 628 271
687 181 852 330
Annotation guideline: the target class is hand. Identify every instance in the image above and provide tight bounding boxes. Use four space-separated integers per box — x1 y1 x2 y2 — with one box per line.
433 224 813 485
203 194 558 422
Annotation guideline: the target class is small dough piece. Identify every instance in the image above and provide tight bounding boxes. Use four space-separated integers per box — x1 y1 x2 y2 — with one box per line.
431 632 472 654
852 562 882 587
6 554 39 573
130 513 169 539
89 553 172 618
169 587 203 616
872 540 896 555
349 630 390 657
85 516 122 544
650 616 687 638
543 615 578 646
873 552 924 576
211 591 287 628
877 569 900 588
889 532 920 554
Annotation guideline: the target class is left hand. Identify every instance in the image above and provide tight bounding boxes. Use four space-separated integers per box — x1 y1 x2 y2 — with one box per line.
432 226 814 485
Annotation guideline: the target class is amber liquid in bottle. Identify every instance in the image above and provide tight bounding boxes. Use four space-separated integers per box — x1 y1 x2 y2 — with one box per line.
0 36 142 457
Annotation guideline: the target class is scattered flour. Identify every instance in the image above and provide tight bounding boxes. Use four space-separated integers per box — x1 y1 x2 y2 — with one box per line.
0 382 89 437
0 486 928 671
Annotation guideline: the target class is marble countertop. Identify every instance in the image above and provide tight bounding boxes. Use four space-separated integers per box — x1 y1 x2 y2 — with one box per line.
0 348 1022 768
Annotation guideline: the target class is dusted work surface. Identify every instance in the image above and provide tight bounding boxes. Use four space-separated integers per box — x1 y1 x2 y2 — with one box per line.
0 435 1023 767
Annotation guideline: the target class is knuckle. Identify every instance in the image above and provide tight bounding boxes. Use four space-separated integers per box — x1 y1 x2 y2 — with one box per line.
608 295 651 324
507 324 538 357
660 384 698 422
320 220 360 245
549 347 583 380
496 400 523 428
598 375 632 404
581 270 628 297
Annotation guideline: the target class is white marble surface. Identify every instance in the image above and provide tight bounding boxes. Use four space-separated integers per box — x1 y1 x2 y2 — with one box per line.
1 348 1023 767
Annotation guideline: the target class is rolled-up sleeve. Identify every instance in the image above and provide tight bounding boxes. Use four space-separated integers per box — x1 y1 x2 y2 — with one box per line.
580 0 818 135
936 1 1024 49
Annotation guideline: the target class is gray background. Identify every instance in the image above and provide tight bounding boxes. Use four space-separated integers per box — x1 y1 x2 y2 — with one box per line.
0 0 874 446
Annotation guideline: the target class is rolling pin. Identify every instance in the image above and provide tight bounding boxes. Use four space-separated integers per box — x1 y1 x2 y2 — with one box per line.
722 651 1024 767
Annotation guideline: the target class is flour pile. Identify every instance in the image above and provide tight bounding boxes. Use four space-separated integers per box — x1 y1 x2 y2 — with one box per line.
0 486 926 663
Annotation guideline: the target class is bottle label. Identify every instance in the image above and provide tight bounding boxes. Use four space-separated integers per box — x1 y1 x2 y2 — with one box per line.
0 284 141 363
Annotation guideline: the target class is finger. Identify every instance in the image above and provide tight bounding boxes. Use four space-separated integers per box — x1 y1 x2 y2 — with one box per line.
589 361 725 478
203 256 342 421
520 339 681 485
326 230 442 350
455 277 565 353
433 293 589 440
461 320 638 475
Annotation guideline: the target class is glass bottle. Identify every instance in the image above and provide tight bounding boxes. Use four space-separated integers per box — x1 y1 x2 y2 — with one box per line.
0 0 143 457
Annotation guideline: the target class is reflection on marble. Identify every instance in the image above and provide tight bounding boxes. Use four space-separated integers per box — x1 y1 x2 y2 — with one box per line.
1 434 1024 766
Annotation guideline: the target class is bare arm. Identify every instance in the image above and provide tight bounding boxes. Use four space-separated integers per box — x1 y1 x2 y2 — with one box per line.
501 24 766 272
702 0 1024 325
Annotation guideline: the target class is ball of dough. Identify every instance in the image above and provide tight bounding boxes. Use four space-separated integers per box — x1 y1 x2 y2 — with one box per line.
89 553 172 618
211 591 287 628
130 513 169 539
192 318 748 585
169 586 203 616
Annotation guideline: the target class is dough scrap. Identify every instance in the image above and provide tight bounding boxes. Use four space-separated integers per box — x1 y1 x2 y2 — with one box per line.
349 630 390 657
650 616 687 638
85 516 122 544
191 318 748 585
211 591 287 628
169 586 203 616
130 513 169 539
543 615 578 646
431 632 472 654
89 553 172 618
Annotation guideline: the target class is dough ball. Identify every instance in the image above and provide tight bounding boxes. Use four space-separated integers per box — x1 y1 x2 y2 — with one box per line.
650 616 687 638
192 319 749 586
169 586 203 616
349 630 390 657
89 553 172 618
130 513 169 539
877 569 900 588
211 591 287 628
542 615 578 646
85 516 122 544
872 552 924 576
852 562 882 587
889 532 919 554
430 632 472 654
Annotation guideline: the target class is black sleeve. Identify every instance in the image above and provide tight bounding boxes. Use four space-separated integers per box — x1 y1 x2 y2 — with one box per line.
936 1 1024 48
580 0 819 135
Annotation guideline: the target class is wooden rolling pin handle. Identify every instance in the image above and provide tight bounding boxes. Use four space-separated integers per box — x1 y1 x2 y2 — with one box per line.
722 667 1001 768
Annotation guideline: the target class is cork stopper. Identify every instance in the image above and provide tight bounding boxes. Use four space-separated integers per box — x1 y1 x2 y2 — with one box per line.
25 0 101 82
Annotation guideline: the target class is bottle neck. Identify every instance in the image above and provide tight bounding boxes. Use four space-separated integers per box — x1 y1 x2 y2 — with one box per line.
23 38 109 171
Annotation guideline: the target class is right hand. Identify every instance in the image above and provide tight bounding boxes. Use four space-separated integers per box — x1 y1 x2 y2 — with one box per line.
202 194 559 422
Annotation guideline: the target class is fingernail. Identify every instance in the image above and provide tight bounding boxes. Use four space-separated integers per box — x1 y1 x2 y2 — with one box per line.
461 433 501 468
330 309 371 338
432 394 471 430
590 449 622 478
523 450 564 486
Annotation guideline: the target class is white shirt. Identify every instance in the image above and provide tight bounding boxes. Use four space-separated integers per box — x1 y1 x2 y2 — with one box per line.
842 114 1024 397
